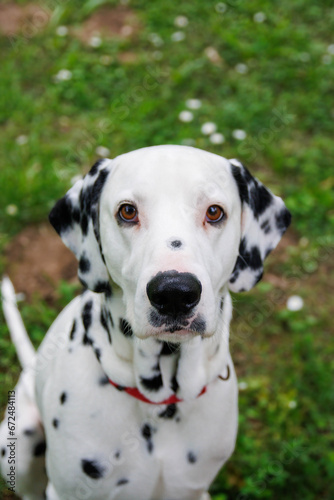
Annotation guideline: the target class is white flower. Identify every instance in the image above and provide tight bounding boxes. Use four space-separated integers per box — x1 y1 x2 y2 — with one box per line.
210 132 225 144
322 54 332 65
232 129 247 140
327 44 334 54
235 63 248 74
238 381 248 391
201 122 217 135
95 146 110 157
89 35 102 47
254 12 266 23
148 33 163 47
288 400 297 409
299 52 310 62
171 31 185 42
174 16 188 28
186 99 202 110
215 3 227 14
54 69 72 82
16 135 28 145
204 46 221 64
182 138 196 146
286 295 304 311
179 110 194 122
56 26 68 36
6 204 18 216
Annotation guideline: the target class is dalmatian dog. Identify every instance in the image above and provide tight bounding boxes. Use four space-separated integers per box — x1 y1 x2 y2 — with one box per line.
0 145 291 500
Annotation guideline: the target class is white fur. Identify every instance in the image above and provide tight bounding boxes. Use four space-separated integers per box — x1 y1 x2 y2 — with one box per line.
0 145 290 500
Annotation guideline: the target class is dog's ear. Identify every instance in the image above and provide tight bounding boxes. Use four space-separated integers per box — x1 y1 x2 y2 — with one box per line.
228 159 291 293
49 159 112 293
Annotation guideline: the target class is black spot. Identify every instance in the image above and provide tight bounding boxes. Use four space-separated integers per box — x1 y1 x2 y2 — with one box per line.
60 392 67 405
116 478 129 486
249 184 273 217
115 384 127 391
171 375 179 393
88 159 105 176
82 300 93 331
49 195 74 236
276 208 291 234
160 342 180 355
33 441 46 457
81 459 105 479
119 318 133 337
80 213 89 236
141 423 154 454
170 240 182 249
187 451 197 464
260 219 271 234
140 374 163 392
83 331 93 346
94 348 101 362
231 164 249 204
100 309 112 344
52 418 59 429
72 206 80 224
220 297 224 311
108 311 114 327
190 316 206 334
233 238 262 273
1 448 6 457
99 375 109 386
23 428 35 436
158 404 177 419
94 281 112 295
79 255 91 273
114 450 121 459
69 320 77 341
231 162 275 217
91 169 110 207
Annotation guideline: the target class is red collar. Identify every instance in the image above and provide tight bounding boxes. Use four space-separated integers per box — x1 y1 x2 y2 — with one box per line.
108 365 230 405
108 378 207 405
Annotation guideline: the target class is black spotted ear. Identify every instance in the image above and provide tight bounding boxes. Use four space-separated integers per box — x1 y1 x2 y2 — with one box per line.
49 159 112 293
229 159 291 292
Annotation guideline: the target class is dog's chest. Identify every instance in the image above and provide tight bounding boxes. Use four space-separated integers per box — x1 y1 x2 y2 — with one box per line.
35 294 238 499
38 345 237 500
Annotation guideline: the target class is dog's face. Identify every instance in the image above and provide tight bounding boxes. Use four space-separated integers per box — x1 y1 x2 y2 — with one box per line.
99 146 241 340
49 145 291 341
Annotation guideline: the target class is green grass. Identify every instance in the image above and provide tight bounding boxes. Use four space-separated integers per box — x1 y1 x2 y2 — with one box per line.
1 0 334 498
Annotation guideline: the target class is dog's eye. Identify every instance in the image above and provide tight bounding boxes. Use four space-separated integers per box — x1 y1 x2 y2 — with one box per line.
205 205 225 223
118 204 139 223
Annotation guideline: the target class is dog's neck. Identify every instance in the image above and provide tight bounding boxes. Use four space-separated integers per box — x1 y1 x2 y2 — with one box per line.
89 287 232 403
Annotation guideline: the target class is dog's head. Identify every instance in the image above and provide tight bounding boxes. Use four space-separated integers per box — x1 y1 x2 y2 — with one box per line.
49 145 290 341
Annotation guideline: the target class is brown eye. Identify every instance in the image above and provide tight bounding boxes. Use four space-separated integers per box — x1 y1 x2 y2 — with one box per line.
118 204 139 223
205 205 225 223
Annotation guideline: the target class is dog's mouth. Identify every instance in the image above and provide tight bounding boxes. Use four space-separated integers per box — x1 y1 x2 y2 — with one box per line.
149 309 206 336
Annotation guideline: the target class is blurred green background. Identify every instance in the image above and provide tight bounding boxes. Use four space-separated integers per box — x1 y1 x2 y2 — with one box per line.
0 0 333 498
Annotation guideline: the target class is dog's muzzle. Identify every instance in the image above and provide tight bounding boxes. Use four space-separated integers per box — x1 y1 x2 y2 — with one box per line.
146 270 202 319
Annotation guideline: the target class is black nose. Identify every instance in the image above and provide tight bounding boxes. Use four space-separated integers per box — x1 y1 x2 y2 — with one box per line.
146 271 202 317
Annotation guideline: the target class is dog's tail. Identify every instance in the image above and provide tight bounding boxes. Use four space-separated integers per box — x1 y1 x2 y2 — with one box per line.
1 276 36 369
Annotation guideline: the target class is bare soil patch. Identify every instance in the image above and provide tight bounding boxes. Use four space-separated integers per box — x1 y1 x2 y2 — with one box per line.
0 2 50 37
77 5 141 43
4 223 78 303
